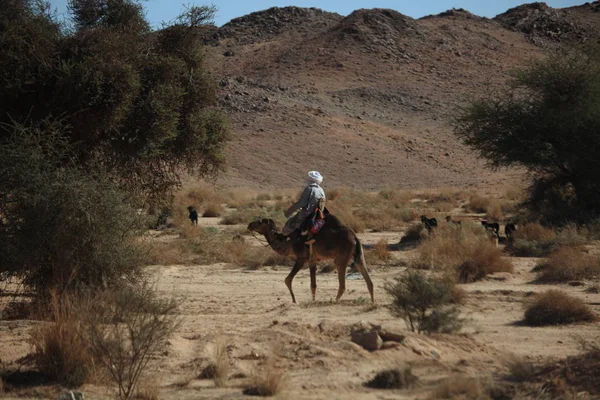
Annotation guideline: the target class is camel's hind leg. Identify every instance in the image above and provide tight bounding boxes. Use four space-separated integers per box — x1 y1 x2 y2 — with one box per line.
355 259 375 304
334 253 352 302
352 238 375 303
309 263 317 301
285 258 306 303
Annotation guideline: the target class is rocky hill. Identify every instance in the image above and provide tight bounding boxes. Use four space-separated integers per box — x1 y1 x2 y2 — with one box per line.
200 2 600 190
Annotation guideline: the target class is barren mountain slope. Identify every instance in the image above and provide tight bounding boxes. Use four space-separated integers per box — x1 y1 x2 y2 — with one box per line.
202 3 600 190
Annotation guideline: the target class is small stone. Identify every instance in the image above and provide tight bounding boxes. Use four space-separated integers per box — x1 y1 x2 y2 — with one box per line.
223 50 234 57
379 331 405 343
351 330 382 351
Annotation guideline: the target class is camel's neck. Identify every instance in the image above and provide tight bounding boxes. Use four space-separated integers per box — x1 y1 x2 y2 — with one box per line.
264 228 292 256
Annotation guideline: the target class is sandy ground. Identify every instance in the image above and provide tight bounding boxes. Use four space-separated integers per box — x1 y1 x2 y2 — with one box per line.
3 220 599 400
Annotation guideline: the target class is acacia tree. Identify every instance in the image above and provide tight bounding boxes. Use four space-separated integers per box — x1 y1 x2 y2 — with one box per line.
454 46 600 223
0 1 228 297
0 0 229 203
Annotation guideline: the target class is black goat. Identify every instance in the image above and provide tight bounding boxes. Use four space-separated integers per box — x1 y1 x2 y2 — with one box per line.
505 223 517 239
481 220 500 236
420 215 438 233
187 206 199 225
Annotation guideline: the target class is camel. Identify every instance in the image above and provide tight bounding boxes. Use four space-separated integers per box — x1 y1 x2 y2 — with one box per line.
247 216 374 304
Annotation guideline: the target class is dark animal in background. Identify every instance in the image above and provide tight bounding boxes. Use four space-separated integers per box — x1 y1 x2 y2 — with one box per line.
445 215 461 225
505 223 517 239
420 215 438 233
187 206 198 225
481 220 500 236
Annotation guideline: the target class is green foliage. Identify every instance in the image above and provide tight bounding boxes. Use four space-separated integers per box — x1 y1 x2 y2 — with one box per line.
454 46 600 224
0 122 146 298
384 271 463 334
0 1 229 202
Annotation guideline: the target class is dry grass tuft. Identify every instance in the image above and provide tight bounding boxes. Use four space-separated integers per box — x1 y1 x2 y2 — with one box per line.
133 384 160 400
506 356 538 382
400 224 426 243
365 239 391 264
515 223 557 242
466 195 492 213
524 290 597 326
416 224 513 282
210 337 229 388
243 359 287 397
30 292 94 388
535 247 600 282
202 202 224 218
485 200 504 221
586 284 600 294
365 366 417 389
431 375 485 399
148 241 192 265
331 207 366 233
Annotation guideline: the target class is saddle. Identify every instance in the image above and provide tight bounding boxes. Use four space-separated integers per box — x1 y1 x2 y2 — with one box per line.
301 206 329 264
300 205 329 239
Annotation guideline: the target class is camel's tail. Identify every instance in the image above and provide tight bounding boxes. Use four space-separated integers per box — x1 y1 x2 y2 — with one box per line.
349 237 366 272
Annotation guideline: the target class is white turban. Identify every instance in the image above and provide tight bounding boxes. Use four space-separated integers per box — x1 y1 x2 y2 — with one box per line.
308 171 323 184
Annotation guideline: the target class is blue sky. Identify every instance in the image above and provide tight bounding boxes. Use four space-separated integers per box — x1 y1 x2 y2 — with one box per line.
49 0 586 28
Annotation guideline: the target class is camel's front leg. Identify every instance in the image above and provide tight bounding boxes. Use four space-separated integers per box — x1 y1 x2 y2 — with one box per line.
285 258 306 303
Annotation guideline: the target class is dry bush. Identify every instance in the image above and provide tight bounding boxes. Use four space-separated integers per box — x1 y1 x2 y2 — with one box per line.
365 366 417 389
256 193 272 201
515 223 557 242
504 187 525 202
176 184 226 209
506 356 538 382
209 337 229 388
431 375 486 399
586 284 600 294
385 271 463 334
327 187 351 202
211 240 288 269
133 384 159 400
400 224 426 243
524 290 596 326
148 241 191 265
512 223 589 257
221 206 285 227
535 247 600 282
466 195 492 213
330 206 366 233
243 359 287 397
84 284 179 400
365 239 390 264
556 224 589 247
431 201 455 213
416 224 513 282
486 200 504 221
202 202 224 218
30 292 94 388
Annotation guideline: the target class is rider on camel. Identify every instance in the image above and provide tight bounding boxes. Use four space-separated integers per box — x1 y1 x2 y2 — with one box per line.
282 171 325 237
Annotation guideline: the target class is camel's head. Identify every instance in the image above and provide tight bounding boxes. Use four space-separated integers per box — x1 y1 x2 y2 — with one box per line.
247 218 276 235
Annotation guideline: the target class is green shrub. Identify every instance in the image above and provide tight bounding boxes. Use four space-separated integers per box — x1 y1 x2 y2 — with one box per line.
385 271 463 334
